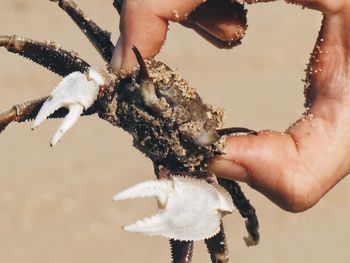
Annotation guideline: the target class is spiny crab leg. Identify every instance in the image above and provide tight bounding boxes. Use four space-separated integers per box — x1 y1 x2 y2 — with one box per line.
32 68 107 146
113 176 234 241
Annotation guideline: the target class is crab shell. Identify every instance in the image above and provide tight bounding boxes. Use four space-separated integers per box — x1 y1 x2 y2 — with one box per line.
99 59 226 172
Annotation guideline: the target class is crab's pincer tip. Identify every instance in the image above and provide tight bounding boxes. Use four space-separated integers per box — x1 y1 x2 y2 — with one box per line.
112 193 123 202
122 214 165 234
32 119 44 130
50 139 58 147
112 180 172 204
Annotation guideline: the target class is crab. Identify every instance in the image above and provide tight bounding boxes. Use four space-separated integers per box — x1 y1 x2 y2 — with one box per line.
0 0 260 262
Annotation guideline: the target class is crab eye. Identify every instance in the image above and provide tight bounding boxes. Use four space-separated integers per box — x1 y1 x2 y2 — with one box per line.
132 46 161 108
140 79 160 107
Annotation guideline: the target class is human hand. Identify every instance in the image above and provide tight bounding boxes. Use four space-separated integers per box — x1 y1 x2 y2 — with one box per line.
210 0 350 212
112 0 350 212
111 0 248 69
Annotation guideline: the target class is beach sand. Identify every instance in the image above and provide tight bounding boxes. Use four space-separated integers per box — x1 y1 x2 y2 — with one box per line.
0 1 349 262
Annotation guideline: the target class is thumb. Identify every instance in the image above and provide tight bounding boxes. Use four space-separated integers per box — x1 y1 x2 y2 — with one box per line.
209 131 318 211
210 131 299 186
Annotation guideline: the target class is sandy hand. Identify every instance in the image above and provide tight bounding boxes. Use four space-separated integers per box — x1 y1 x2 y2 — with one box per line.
112 0 248 69
211 0 350 212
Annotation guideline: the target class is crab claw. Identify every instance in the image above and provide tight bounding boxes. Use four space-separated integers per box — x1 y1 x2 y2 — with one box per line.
113 176 234 241
32 68 106 146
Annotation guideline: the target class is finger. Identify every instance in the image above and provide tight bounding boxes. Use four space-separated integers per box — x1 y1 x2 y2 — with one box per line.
51 104 83 147
181 24 242 49
112 0 249 69
111 0 170 69
210 131 324 212
212 11 350 212
284 0 346 13
255 0 349 14
210 131 299 190
243 0 344 14
183 0 248 47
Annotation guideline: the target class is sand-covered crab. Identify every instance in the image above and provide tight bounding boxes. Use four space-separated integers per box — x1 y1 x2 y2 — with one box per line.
0 0 259 262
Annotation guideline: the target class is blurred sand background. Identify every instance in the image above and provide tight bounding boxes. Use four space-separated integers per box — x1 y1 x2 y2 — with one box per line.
0 1 349 262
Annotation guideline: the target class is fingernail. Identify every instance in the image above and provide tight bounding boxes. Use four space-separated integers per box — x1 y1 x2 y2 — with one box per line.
111 36 138 71
111 36 124 70
209 159 248 182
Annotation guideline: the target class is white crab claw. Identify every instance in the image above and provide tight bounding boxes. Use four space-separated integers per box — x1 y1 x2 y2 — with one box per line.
32 68 105 146
113 176 234 241
50 104 83 147
113 180 173 207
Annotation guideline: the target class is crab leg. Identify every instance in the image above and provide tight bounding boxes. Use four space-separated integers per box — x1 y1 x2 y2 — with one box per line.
50 0 114 63
204 172 229 263
205 223 229 263
218 178 260 246
0 95 98 134
0 35 89 77
170 240 194 263
0 98 47 133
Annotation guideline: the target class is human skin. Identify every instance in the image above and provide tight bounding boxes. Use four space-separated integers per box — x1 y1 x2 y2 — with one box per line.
112 0 350 212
